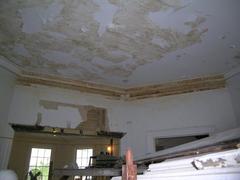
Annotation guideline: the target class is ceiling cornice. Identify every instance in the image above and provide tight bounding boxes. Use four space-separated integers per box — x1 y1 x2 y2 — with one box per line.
17 72 125 99
1 58 225 100
17 73 225 101
126 75 225 100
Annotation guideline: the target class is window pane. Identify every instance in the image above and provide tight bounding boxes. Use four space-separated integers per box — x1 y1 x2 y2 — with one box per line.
42 166 49 176
37 157 44 166
75 149 93 180
31 148 38 157
76 148 93 169
28 148 51 180
43 158 50 166
30 157 37 166
76 159 81 167
82 150 87 157
45 150 51 158
82 159 88 167
38 149 44 157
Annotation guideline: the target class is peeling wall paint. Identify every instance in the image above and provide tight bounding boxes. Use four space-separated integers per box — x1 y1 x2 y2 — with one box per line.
112 149 240 180
8 84 238 158
39 100 109 131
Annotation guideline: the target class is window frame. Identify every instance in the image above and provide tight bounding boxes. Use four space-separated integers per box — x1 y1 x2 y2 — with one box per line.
27 146 53 180
146 126 215 153
75 147 94 180
75 148 93 169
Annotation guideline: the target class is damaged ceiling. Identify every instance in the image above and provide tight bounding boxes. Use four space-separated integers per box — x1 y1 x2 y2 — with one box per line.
0 0 240 87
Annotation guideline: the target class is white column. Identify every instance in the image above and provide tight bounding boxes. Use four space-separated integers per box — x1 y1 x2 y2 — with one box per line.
0 66 16 169
0 137 13 169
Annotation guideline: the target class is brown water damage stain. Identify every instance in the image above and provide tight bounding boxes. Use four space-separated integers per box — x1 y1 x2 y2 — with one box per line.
0 0 207 83
39 100 109 131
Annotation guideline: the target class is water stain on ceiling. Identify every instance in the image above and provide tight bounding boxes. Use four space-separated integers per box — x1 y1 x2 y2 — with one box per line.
0 0 239 87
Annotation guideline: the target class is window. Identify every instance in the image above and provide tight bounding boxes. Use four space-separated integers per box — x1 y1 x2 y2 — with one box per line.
155 134 209 151
75 148 93 180
76 148 93 169
28 148 52 180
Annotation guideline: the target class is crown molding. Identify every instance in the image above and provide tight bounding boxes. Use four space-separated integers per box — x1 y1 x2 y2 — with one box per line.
17 73 225 101
17 72 125 99
1 58 225 100
126 75 225 100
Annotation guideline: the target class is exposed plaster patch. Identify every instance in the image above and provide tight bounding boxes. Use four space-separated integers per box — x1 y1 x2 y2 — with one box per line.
56 64 103 81
151 37 170 48
148 0 192 34
20 1 63 34
43 50 82 65
192 149 240 170
20 8 43 34
93 0 118 36
184 16 206 29
198 158 227 168
39 100 93 122
39 100 109 131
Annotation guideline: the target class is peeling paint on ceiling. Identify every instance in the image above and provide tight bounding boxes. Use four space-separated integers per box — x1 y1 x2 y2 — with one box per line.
0 0 240 87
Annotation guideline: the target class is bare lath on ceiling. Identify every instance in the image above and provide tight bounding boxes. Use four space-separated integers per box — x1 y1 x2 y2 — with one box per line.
0 0 240 87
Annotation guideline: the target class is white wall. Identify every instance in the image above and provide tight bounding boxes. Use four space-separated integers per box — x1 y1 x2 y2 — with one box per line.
226 72 240 125
8 84 237 159
121 89 237 158
0 66 16 169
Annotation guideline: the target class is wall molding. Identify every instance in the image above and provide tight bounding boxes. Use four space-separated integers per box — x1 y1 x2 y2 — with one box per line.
17 73 124 99
126 75 225 100
17 73 225 101
1 58 225 100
